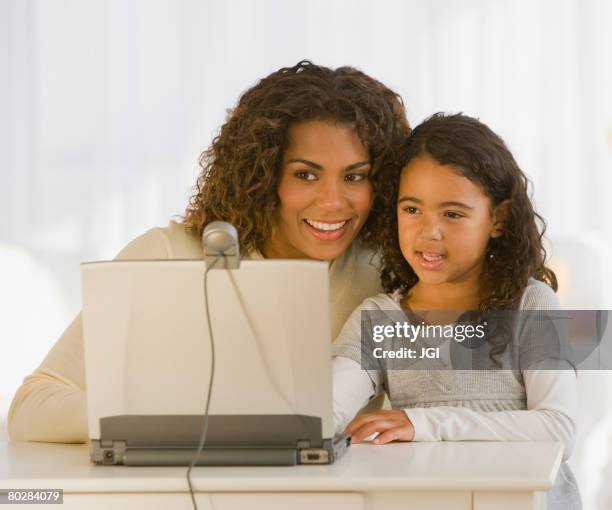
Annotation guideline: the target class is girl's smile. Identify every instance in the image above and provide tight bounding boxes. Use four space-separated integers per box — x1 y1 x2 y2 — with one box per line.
416 250 445 270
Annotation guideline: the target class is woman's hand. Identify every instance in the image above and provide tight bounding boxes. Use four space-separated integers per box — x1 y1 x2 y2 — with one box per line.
345 410 415 444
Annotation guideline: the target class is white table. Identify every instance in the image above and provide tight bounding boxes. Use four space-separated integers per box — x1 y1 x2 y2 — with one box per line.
0 440 562 509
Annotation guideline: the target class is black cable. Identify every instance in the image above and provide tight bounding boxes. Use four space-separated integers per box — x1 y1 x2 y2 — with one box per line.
186 254 222 510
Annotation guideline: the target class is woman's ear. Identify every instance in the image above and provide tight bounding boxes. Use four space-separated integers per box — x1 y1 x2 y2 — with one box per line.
491 199 511 238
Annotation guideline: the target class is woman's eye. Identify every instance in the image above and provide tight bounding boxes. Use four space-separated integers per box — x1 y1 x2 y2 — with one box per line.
445 211 464 219
295 171 317 181
344 173 367 182
403 206 420 214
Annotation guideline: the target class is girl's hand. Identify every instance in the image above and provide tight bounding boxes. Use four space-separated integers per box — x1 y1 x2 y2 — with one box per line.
345 410 415 444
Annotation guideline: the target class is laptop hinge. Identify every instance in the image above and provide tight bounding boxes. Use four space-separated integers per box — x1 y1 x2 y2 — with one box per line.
91 439 127 465
297 438 323 449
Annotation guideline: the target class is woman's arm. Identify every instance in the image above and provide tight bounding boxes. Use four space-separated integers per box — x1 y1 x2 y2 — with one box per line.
7 227 171 443
8 314 88 442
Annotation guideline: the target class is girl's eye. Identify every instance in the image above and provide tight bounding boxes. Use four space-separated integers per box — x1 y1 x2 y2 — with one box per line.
295 171 317 181
445 211 464 219
403 206 420 214
345 173 367 182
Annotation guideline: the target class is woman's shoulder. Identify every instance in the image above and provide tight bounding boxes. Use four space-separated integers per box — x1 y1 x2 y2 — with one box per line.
115 220 203 261
330 240 383 295
335 239 380 270
164 219 203 258
519 277 561 310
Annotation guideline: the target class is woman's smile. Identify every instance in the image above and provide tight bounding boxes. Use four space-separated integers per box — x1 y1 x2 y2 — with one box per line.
303 218 352 241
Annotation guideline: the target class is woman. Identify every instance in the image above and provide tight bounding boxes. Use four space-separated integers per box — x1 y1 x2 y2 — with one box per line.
8 60 410 442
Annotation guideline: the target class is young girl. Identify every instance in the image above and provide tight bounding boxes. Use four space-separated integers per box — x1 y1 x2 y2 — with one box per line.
332 113 581 509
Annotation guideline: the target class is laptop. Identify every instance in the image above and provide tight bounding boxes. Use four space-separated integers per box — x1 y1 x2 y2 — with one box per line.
80 259 350 466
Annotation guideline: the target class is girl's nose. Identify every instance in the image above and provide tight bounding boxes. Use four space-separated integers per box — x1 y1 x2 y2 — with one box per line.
420 216 443 240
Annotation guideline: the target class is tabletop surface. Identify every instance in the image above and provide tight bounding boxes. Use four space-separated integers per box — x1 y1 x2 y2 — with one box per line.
0 440 563 493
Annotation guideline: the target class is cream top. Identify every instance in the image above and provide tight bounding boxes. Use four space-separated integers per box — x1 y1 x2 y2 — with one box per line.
8 220 382 442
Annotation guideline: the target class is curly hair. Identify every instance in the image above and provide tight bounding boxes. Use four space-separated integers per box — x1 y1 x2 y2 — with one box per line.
378 112 557 311
182 60 410 255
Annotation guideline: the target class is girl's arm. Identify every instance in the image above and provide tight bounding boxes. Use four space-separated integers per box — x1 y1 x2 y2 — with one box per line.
403 363 577 460
333 357 381 434
7 227 171 443
401 283 577 460
346 364 577 461
331 296 387 435
346 282 577 459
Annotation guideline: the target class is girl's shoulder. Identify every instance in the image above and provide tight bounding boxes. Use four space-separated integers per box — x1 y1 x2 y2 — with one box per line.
357 291 403 312
335 292 402 340
519 277 561 311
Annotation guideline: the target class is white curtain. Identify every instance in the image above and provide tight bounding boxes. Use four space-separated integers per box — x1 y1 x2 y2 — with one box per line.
1 1 611 507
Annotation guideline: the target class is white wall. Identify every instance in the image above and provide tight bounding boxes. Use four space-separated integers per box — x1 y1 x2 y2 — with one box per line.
1 1 611 508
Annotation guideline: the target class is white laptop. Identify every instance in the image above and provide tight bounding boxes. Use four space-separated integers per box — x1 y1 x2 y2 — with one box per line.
80 259 350 466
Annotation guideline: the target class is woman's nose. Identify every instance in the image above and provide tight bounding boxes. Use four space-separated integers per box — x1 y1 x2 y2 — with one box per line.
316 179 346 210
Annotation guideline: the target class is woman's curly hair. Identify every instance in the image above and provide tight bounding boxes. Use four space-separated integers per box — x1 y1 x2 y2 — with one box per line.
183 60 410 254
378 112 557 311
